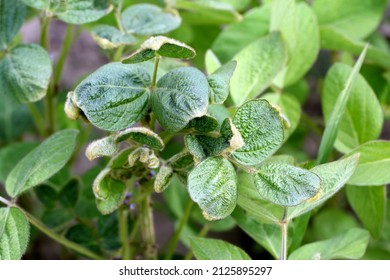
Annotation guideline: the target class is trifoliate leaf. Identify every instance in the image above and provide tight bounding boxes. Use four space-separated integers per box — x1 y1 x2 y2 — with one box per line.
208 60 237 104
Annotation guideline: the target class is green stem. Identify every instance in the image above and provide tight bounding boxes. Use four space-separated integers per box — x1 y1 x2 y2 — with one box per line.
184 224 210 260
165 200 194 260
151 56 161 88
0 196 103 260
119 207 130 260
114 45 125 62
280 208 288 260
114 1 125 33
27 103 46 137
54 24 75 86
139 189 157 260
40 14 50 49
129 218 141 259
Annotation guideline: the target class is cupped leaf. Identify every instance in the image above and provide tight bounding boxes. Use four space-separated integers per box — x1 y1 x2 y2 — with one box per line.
229 32 286 106
231 99 284 166
151 67 209 133
263 92 301 140
121 4 181 36
91 25 137 49
54 0 113 25
289 228 370 260
312 0 387 39
346 185 386 239
190 237 251 260
322 63 383 154
122 36 195 64
154 166 173 193
0 0 26 51
0 44 52 103
288 154 359 219
208 61 237 104
183 115 219 133
114 127 164 150
85 136 118 161
188 157 237 220
212 5 270 63
73 63 151 132
346 141 390 186
167 152 194 171
6 130 79 198
0 207 30 260
253 164 321 206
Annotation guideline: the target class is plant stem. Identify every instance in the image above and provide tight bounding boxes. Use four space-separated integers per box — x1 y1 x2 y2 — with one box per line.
114 1 125 33
27 103 46 137
129 218 140 259
40 13 50 49
0 196 103 260
139 189 157 259
184 224 210 260
151 56 161 89
54 24 75 86
165 200 194 260
280 208 288 260
119 207 130 260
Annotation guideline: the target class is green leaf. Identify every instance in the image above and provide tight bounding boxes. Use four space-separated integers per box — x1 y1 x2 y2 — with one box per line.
0 207 30 260
347 141 390 186
176 0 241 25
188 157 237 220
253 164 321 206
322 63 383 154
212 5 270 63
0 44 52 103
154 166 173 193
232 207 281 259
35 184 58 208
262 92 301 140
0 92 33 142
21 0 46 10
205 49 221 74
208 60 236 104
85 136 118 161
183 115 219 133
65 224 99 253
288 154 359 219
312 0 387 39
289 228 370 260
91 25 137 49
231 99 284 166
185 135 230 163
59 178 80 209
229 32 286 106
114 126 164 150
151 67 209 133
312 209 359 240
316 46 367 164
73 63 151 132
190 237 251 260
167 152 194 171
236 171 284 223
121 4 181 36
272 2 320 87
346 186 386 239
6 129 79 198
0 142 38 184
54 0 113 25
0 0 26 50
220 118 244 151
93 168 126 215
97 213 121 251
122 36 195 64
